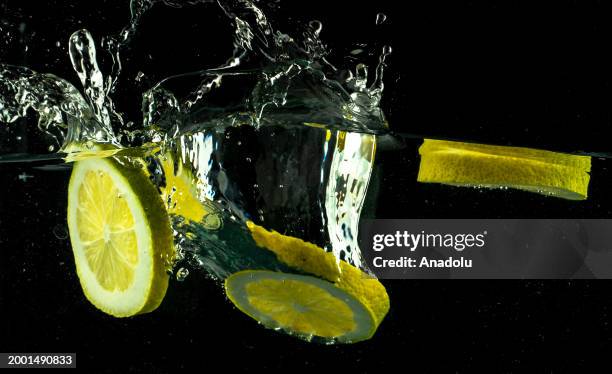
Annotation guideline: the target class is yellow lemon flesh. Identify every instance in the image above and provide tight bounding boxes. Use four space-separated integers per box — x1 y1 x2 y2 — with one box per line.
67 156 173 317
225 222 389 343
158 153 207 223
418 139 591 200
157 151 222 230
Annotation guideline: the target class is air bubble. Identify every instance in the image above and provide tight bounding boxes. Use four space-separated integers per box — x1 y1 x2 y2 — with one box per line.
176 267 189 281
52 224 68 240
308 20 323 36
202 213 222 230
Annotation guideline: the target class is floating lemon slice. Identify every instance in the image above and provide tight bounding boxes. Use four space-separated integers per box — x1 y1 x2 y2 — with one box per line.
225 222 389 343
67 156 174 317
417 139 591 200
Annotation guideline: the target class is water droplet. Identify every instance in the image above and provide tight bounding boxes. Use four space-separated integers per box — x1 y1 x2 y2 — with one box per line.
375 13 387 25
53 224 68 240
48 145 55 152
17 172 33 182
202 213 222 231
308 20 323 36
55 41 61 47
176 267 189 281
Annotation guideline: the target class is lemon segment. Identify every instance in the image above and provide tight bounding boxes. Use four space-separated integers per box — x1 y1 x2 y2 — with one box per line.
417 139 591 200
67 156 173 317
225 222 390 343
225 270 376 342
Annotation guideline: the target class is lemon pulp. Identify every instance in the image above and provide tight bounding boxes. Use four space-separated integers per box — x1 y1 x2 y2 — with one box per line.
247 277 356 338
158 153 207 223
76 169 138 291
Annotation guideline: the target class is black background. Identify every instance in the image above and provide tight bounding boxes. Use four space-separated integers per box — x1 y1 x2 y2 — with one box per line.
2 0 612 372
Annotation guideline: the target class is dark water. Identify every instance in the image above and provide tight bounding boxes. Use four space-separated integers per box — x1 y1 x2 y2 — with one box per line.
2 0 612 371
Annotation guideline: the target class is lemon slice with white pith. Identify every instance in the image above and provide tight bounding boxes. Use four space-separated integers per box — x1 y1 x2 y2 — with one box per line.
67 156 173 317
225 223 390 343
226 270 378 342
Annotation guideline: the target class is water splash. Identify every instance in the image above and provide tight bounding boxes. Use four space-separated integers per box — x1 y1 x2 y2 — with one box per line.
69 30 113 131
0 0 389 282
0 64 114 152
2 0 390 158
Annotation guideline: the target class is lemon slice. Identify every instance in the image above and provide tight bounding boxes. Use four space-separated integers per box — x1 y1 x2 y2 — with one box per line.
417 139 591 200
67 156 174 317
226 270 377 342
225 222 389 343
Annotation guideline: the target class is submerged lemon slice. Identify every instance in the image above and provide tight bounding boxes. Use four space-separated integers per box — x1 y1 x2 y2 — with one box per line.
67 156 173 317
226 270 376 342
225 222 389 343
418 139 591 200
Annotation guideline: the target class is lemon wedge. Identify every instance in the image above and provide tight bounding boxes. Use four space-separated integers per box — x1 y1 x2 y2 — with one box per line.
417 139 591 200
67 156 174 317
225 222 389 343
